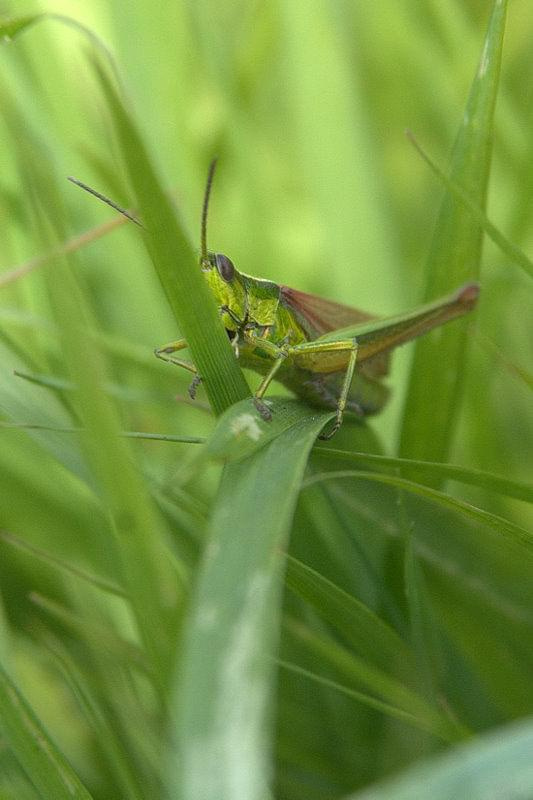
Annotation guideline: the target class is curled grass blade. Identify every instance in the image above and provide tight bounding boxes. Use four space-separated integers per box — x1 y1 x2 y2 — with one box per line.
0 14 45 39
206 397 333 462
0 12 120 84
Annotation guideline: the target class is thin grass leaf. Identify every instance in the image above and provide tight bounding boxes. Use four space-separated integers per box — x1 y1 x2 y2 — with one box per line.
400 0 508 463
303 470 533 551
398 489 436 703
12 367 190 406
0 215 128 288
0 663 94 800
29 593 149 675
481 334 533 392
406 130 533 282
167 412 330 800
348 717 533 800
40 636 147 800
284 555 414 673
0 341 95 489
313 447 533 504
1 421 205 444
0 530 126 598
278 659 430 734
285 618 466 742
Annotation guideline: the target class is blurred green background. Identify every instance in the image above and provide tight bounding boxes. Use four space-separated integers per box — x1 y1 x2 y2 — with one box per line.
0 1 532 799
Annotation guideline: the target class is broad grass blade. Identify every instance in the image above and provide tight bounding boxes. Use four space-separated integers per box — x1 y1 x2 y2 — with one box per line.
348 717 533 800
167 412 329 800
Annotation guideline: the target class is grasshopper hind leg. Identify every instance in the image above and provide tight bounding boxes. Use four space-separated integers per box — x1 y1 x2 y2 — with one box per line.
318 342 359 440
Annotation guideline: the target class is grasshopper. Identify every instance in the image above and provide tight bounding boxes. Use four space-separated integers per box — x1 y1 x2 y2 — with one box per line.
155 162 479 439
70 165 479 439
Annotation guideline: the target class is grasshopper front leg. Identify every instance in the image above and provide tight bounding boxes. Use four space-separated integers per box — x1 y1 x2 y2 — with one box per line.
155 334 242 399
154 339 202 398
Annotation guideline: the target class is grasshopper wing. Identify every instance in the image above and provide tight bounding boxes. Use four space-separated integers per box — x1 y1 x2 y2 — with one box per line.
280 285 389 378
281 286 375 333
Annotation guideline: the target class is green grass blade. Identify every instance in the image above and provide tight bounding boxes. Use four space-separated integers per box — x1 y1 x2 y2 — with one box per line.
93 62 250 416
0 663 94 800
348 717 533 800
167 412 329 800
400 0 508 463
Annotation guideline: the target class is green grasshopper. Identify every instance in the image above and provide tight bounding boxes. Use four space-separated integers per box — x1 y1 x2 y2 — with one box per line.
70 164 479 439
155 162 479 438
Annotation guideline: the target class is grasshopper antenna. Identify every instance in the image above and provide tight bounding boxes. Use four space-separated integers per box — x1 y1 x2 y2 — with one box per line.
201 158 217 265
67 176 143 227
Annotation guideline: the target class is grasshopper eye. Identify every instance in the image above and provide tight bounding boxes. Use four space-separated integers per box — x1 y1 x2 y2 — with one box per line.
215 253 235 282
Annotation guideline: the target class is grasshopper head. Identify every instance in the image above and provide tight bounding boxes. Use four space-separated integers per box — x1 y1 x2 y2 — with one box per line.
201 250 248 332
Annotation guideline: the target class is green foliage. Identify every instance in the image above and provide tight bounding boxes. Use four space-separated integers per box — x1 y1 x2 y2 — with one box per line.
0 2 532 799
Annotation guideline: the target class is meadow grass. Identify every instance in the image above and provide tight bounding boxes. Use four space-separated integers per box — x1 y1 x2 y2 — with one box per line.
0 2 532 798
